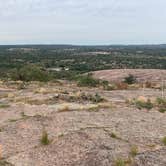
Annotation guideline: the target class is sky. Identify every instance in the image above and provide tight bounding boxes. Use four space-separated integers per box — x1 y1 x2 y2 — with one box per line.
0 0 166 45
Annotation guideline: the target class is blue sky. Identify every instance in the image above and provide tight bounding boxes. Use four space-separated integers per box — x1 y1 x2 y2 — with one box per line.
0 0 166 45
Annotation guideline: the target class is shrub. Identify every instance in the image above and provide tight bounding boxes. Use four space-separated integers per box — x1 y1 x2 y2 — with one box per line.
40 130 50 145
77 74 100 87
159 108 166 113
156 97 166 105
110 132 118 139
135 99 153 110
11 65 51 82
156 98 166 113
124 74 137 85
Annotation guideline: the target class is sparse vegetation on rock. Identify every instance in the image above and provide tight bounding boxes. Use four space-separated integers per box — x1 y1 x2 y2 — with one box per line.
162 137 166 145
10 65 51 82
77 73 100 87
124 74 137 85
130 146 138 157
40 130 50 145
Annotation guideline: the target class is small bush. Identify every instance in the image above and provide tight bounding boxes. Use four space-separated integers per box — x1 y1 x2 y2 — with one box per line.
156 98 166 113
124 74 137 85
110 132 118 139
135 99 153 110
77 74 100 87
159 108 166 113
40 130 50 145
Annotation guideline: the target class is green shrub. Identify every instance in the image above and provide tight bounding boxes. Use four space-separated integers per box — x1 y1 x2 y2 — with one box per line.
77 74 100 87
11 65 51 82
124 74 137 84
159 108 166 113
135 99 153 110
156 98 166 113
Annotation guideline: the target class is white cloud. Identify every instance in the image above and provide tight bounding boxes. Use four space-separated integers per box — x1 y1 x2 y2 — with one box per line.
0 0 166 44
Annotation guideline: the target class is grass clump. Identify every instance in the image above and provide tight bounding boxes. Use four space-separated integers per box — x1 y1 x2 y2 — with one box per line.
162 136 166 145
0 103 10 109
90 93 104 103
58 105 71 112
40 130 50 145
110 132 118 139
76 92 105 103
114 158 126 166
130 146 138 157
0 160 13 166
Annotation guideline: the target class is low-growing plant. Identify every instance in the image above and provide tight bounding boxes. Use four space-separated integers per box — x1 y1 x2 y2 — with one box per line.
77 73 100 87
91 93 104 103
135 99 153 110
124 74 137 85
0 160 13 166
0 104 10 109
162 136 166 145
40 130 50 145
110 132 118 139
130 146 138 157
114 158 126 166
156 98 166 113
159 108 166 113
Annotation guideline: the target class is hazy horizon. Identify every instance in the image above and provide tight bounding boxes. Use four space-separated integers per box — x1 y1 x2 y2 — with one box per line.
0 0 166 45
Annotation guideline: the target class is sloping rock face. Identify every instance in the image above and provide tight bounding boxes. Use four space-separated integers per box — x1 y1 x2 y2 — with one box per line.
0 81 166 166
93 69 166 83
134 148 166 166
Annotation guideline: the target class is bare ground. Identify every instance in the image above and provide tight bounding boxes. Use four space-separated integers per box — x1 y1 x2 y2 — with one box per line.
0 79 165 166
